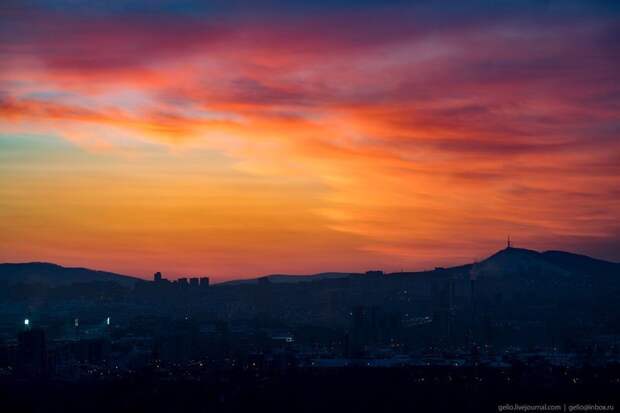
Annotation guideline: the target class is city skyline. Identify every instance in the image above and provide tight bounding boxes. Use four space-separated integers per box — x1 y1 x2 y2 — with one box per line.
1 1 619 280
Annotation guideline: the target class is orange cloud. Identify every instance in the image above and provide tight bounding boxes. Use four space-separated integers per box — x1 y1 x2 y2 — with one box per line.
1 5 619 279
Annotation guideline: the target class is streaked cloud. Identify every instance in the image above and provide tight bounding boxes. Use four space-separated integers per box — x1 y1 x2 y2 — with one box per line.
1 1 619 279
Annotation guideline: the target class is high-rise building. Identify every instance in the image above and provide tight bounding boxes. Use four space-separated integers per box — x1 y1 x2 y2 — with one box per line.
200 277 210 288
154 272 162 283
17 329 47 378
365 270 384 276
189 277 199 287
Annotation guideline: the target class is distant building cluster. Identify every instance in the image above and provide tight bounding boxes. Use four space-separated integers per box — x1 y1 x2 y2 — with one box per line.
153 272 210 288
364 270 384 277
2 242 620 393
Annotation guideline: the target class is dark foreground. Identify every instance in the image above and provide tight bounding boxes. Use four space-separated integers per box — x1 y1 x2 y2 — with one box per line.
2 365 619 413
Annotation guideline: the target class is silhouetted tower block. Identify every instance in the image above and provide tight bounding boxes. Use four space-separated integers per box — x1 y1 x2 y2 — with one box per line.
350 306 368 357
469 264 479 304
482 312 496 346
468 265 480 345
17 329 47 378
352 306 366 330
350 305 394 355
431 279 457 345
199 277 210 288
255 277 273 321
215 321 231 356
432 310 453 341
69 338 110 364
86 339 109 364
432 279 455 311
178 278 189 287
365 270 384 277
507 235 512 249
326 290 343 320
154 272 163 283
189 277 199 288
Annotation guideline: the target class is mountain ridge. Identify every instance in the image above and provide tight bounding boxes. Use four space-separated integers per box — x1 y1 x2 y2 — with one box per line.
0 262 140 287
219 247 619 285
1 248 618 286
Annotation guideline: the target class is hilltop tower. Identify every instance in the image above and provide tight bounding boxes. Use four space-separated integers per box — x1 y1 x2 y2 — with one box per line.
506 235 512 249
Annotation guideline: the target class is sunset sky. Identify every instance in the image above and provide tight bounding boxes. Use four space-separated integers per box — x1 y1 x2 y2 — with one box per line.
1 1 619 281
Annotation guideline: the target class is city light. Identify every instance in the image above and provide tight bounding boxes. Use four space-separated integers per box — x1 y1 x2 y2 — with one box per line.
24 318 29 327
106 317 110 326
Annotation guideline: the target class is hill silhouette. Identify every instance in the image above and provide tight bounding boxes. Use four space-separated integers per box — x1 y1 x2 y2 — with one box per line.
0 262 140 287
470 247 620 280
220 247 619 285
471 247 571 279
1 248 617 286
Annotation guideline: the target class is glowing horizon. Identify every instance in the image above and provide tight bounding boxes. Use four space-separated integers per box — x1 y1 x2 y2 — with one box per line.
1 1 619 281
